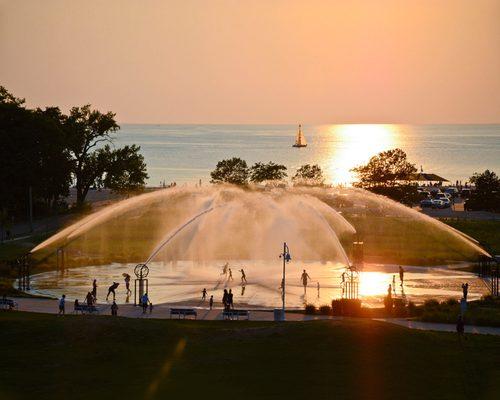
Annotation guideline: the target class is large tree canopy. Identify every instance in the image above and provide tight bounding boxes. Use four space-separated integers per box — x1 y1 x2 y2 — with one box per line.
352 149 417 187
466 170 500 211
292 164 324 186
0 86 149 222
63 105 120 206
250 162 287 183
0 91 71 216
352 148 418 204
210 158 249 185
101 145 149 194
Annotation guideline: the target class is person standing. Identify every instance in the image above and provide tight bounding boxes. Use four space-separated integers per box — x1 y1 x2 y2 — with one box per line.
92 279 97 300
141 292 149 314
124 273 132 295
209 295 214 310
111 301 118 316
228 289 234 309
228 268 233 281
85 291 94 306
106 282 120 301
222 289 229 310
301 270 311 293
202 288 207 301
462 283 469 300
399 266 405 285
58 294 66 316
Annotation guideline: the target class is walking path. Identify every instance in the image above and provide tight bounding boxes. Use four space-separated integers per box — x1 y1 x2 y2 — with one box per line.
374 318 500 335
8 297 335 322
6 298 500 334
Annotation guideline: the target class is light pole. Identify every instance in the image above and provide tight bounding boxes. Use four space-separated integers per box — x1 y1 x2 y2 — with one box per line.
279 242 291 320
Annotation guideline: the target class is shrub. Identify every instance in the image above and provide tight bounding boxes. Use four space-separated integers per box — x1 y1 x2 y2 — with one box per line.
305 304 317 314
444 298 459 307
407 301 419 316
331 299 362 316
331 300 342 316
393 298 407 317
423 299 439 310
319 305 332 315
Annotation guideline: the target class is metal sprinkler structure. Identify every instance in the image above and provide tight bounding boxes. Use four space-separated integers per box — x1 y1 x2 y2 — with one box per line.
277 242 291 321
133 263 149 306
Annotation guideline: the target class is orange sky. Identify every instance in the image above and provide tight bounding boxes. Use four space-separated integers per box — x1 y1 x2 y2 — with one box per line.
1 0 499 123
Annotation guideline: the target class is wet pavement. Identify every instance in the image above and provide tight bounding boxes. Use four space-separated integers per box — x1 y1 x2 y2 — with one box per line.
26 261 488 308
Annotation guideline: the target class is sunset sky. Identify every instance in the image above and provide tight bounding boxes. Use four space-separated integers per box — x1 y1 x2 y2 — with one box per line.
1 0 499 124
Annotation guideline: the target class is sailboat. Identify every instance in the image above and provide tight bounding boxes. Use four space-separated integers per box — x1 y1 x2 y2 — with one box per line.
292 124 307 147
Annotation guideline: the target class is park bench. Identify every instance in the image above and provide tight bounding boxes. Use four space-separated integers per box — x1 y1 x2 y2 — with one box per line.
170 308 197 319
0 298 18 310
73 304 99 314
223 309 250 320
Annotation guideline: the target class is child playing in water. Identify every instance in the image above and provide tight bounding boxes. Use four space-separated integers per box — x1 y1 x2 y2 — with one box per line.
209 295 214 310
240 269 247 284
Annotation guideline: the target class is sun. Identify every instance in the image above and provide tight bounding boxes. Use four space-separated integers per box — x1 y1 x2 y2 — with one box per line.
321 124 400 186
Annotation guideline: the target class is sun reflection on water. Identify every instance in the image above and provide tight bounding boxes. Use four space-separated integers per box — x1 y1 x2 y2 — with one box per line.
359 271 394 296
319 124 401 185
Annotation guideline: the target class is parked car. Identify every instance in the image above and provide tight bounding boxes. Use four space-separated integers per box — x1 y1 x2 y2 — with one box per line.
431 199 446 208
420 199 434 208
444 187 459 198
435 192 451 200
439 198 451 208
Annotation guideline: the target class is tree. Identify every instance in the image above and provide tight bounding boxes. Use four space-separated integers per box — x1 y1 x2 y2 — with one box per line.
352 149 416 187
351 149 418 204
210 157 249 185
250 162 287 183
292 164 324 186
0 93 72 216
63 105 120 206
466 170 500 211
0 86 24 106
101 145 149 194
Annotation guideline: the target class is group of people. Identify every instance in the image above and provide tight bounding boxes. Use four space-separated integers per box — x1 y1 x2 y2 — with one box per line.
222 289 234 310
220 263 247 284
59 272 150 316
387 266 406 298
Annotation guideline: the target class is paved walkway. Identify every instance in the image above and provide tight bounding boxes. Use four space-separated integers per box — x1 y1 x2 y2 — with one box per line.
374 318 500 335
6 297 500 335
8 297 335 322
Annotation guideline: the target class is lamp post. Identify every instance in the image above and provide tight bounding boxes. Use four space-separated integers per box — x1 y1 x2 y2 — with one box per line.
279 242 291 320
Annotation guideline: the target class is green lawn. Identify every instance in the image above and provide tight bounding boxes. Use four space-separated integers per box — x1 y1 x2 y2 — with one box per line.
0 313 499 400
441 219 500 255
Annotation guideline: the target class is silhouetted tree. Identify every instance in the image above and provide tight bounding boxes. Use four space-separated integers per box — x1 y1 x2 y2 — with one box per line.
250 162 287 183
351 149 418 204
466 170 500 211
210 157 249 185
0 89 72 216
63 105 120 206
101 145 148 194
292 164 324 186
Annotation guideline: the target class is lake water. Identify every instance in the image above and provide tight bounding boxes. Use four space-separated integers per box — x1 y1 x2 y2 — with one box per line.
115 124 500 186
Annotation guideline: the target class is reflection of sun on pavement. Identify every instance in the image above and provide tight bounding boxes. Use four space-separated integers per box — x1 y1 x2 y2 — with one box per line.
359 272 393 296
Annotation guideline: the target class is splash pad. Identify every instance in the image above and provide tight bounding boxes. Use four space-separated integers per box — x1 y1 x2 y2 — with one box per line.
28 186 489 307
